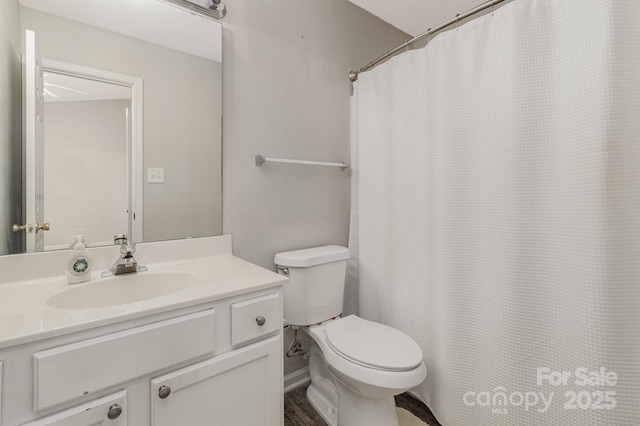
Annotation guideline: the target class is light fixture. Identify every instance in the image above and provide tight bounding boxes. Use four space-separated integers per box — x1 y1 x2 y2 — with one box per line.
207 0 226 19
157 0 227 21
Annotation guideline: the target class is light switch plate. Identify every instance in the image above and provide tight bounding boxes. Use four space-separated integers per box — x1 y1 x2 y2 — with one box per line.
148 168 165 183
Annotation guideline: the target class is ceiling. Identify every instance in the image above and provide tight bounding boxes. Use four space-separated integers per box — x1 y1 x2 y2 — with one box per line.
348 0 485 36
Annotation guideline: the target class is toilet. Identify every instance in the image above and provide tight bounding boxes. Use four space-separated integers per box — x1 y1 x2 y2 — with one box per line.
275 246 427 426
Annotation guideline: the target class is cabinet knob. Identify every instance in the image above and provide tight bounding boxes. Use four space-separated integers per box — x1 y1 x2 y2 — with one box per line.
107 404 122 420
159 385 172 399
256 315 266 326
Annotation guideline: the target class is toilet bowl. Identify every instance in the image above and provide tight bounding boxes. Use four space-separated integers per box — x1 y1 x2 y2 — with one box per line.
274 246 426 426
303 316 427 426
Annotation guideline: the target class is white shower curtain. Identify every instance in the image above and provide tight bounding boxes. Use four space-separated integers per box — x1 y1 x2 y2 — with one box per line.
348 0 640 424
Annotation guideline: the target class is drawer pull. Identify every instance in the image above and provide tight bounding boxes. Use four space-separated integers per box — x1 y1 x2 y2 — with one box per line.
107 404 122 419
158 385 172 399
256 316 266 326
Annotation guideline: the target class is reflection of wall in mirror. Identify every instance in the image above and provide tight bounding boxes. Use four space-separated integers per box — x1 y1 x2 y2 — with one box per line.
20 6 223 243
44 100 130 250
0 0 23 255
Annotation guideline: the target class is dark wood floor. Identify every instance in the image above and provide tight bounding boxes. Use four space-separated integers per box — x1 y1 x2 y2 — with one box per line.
284 385 441 426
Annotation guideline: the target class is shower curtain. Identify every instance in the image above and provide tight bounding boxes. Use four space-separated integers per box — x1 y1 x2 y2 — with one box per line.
348 0 640 424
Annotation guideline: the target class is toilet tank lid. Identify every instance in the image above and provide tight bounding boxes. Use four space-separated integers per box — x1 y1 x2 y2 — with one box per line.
274 245 350 267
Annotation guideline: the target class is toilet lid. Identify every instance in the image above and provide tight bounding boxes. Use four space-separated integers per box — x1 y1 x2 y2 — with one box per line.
326 316 423 372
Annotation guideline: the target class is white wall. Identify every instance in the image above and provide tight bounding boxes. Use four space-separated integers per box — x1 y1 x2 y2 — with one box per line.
221 0 408 374
0 0 22 255
21 7 222 243
43 100 130 249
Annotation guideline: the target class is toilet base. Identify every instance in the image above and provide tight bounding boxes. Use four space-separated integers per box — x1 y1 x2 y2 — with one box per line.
306 343 402 426
335 379 399 426
307 383 338 426
307 345 339 426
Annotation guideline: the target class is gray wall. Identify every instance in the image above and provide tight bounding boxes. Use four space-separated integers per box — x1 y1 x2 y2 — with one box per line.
222 0 407 268
221 0 407 375
21 7 222 243
0 0 22 255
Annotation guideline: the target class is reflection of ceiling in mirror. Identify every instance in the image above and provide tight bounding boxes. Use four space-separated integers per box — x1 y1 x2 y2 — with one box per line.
43 73 132 103
18 0 222 62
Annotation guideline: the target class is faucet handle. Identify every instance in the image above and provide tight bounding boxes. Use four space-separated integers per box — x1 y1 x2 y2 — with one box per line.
114 234 135 256
120 244 136 256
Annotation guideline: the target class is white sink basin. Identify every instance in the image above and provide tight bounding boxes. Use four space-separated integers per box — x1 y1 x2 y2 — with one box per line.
47 272 198 310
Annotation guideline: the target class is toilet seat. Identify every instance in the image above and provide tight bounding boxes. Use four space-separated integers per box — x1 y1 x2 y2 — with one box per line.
306 318 427 398
325 315 423 372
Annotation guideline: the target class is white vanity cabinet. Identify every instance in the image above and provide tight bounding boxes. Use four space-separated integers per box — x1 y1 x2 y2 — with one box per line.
151 290 283 426
151 336 281 426
0 288 283 426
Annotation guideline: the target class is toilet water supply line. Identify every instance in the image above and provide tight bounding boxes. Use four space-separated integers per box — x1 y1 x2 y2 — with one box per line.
286 327 308 358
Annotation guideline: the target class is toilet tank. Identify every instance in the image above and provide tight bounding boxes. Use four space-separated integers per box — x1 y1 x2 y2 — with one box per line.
274 246 350 326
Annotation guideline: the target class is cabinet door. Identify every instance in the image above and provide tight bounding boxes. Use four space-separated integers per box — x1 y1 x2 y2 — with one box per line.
151 335 282 426
22 391 126 426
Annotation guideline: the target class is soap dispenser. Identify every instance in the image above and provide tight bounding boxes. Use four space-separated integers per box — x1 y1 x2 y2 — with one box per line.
66 234 92 284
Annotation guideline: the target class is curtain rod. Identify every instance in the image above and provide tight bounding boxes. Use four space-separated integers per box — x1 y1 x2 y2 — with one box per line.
349 0 506 82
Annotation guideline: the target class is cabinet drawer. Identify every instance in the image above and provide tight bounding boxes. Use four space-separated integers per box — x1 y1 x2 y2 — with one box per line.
22 390 127 426
231 293 281 347
34 310 215 411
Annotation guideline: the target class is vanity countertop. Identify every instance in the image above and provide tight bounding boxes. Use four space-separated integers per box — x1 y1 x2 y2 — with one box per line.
0 236 287 349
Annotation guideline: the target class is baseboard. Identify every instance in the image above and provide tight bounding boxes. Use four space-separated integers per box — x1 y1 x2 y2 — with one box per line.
284 366 310 393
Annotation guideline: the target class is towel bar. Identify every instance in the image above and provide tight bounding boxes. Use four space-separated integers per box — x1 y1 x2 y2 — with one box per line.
255 155 350 171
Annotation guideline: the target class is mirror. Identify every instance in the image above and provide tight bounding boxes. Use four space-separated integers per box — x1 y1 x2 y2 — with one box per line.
0 0 222 255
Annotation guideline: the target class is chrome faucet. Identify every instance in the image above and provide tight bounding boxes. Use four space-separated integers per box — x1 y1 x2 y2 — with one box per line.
102 234 147 277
